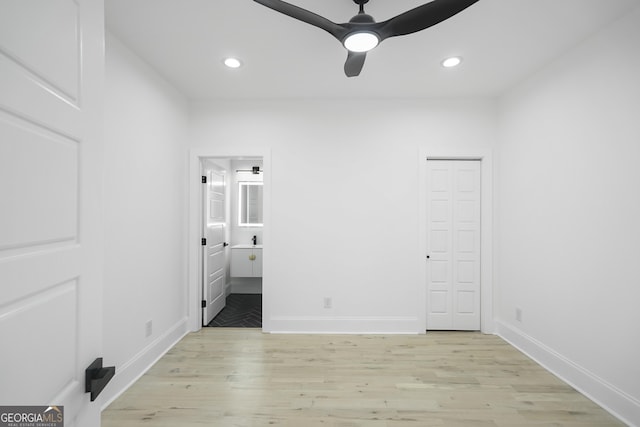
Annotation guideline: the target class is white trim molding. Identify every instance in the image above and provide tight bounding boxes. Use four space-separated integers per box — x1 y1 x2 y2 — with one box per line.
268 316 419 334
496 320 640 426
418 148 494 334
187 149 272 332
100 317 189 410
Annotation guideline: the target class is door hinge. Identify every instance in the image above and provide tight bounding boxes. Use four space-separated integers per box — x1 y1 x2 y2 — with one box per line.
202 300 207 308
201 176 207 184
201 238 207 246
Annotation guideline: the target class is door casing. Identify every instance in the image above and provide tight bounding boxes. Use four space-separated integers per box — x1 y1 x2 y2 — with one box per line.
188 150 271 332
418 149 494 334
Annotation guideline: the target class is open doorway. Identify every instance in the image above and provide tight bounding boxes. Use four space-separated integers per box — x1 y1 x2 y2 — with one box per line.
196 156 266 329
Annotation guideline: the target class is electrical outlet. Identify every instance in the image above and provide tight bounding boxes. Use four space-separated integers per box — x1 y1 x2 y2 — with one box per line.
324 297 332 309
145 320 153 337
515 308 522 322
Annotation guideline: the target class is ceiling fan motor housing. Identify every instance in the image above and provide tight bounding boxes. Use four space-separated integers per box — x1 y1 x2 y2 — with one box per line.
253 0 481 77
344 12 379 51
348 13 375 24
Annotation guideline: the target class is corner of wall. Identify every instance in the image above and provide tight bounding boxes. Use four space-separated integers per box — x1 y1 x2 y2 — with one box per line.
495 320 640 426
100 317 190 410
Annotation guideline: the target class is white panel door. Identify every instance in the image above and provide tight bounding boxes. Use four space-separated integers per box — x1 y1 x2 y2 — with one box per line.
0 1 104 426
202 161 227 325
426 160 481 331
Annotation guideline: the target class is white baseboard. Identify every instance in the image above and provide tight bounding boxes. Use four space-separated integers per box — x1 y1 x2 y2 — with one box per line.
265 315 420 334
230 278 262 294
99 317 190 410
495 320 640 427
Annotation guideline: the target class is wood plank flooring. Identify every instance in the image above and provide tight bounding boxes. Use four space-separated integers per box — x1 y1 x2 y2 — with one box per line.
102 329 624 426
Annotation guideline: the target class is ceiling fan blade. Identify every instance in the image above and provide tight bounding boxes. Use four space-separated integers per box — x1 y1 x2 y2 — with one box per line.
344 51 367 77
253 0 347 40
378 0 479 40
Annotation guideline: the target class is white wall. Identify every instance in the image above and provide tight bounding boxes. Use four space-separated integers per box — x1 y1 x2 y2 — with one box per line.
190 99 496 333
496 7 640 425
102 33 189 405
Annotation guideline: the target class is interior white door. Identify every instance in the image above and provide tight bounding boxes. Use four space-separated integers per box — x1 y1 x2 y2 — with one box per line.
0 1 104 425
426 160 481 331
202 161 227 325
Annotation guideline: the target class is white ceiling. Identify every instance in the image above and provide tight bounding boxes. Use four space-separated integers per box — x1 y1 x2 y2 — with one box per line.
105 0 639 100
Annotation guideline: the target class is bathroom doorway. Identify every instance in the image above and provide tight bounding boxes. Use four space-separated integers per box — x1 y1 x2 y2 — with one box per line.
198 156 265 328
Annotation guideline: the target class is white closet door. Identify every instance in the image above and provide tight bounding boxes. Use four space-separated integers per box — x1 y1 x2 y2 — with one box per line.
426 160 481 330
0 1 104 425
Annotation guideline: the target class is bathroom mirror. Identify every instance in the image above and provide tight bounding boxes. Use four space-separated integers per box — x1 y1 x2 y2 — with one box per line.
238 182 263 226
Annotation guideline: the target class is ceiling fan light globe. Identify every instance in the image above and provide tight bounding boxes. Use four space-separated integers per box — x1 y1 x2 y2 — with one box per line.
344 32 379 53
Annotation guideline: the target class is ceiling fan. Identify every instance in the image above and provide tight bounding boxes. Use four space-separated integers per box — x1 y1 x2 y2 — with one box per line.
253 0 480 77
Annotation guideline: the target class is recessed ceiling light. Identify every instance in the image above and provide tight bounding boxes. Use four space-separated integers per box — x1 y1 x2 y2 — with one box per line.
224 57 242 69
441 56 462 68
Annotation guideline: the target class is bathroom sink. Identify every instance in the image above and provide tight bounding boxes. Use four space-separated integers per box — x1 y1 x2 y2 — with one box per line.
231 244 263 249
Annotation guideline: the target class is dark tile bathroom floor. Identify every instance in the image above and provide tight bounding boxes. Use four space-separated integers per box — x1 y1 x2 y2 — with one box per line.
207 294 262 328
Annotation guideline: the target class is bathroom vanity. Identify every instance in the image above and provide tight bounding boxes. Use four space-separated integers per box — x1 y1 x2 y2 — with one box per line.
230 244 263 277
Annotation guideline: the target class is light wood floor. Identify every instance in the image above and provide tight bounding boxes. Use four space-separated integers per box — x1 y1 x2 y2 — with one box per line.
102 329 624 426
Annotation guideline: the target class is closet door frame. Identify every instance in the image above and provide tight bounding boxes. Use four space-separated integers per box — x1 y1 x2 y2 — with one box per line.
418 150 494 334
